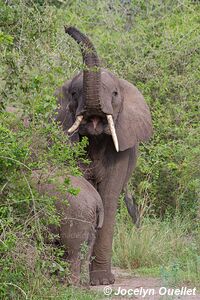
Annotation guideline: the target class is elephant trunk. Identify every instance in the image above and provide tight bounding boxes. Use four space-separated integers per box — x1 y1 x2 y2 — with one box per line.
64 26 101 112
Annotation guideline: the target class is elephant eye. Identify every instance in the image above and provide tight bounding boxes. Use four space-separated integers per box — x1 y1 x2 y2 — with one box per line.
112 91 118 97
71 91 77 97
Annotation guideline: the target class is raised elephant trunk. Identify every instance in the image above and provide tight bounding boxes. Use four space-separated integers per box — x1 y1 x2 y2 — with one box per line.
64 26 101 112
65 26 119 152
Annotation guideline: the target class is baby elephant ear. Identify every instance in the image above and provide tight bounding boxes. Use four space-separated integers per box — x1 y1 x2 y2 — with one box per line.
116 79 153 151
54 79 73 132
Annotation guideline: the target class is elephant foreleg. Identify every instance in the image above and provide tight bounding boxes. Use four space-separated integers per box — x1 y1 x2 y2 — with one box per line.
90 148 132 285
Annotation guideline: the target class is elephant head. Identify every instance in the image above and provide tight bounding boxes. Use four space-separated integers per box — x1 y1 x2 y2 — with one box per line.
55 27 152 152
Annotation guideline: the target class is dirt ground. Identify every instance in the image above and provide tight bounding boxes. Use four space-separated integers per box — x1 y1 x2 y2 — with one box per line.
91 267 200 300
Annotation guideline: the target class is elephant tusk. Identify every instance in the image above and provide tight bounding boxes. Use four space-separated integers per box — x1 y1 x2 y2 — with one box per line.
106 115 119 152
68 115 83 133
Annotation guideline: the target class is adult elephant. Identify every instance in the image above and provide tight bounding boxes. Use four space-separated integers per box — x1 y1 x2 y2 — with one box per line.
55 27 153 285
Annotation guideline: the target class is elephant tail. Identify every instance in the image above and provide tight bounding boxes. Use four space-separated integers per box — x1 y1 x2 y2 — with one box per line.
124 190 140 228
96 199 104 229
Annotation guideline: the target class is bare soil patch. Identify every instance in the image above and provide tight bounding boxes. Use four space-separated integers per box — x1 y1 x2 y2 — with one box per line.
91 267 200 300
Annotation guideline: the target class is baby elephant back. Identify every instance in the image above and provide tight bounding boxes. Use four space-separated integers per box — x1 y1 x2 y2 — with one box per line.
56 175 104 230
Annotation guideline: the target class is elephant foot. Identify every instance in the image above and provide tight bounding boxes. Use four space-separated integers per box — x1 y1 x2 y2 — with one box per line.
90 270 115 286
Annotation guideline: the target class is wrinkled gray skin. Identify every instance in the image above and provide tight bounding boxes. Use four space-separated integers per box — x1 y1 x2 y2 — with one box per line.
37 175 104 285
55 27 153 285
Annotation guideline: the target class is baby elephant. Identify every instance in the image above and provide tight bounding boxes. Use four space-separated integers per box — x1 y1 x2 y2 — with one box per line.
37 174 104 285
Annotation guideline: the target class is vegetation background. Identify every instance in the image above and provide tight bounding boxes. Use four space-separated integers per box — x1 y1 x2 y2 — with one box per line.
0 0 199 299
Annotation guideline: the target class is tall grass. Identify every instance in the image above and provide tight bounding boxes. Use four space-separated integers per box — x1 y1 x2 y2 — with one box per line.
113 213 200 287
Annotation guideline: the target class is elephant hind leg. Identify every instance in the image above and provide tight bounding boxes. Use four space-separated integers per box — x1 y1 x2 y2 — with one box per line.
80 226 96 286
60 221 83 285
67 250 81 285
60 222 96 286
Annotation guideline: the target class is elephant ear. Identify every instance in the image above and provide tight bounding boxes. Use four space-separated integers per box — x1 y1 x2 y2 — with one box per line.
54 80 79 142
116 79 153 151
54 80 73 131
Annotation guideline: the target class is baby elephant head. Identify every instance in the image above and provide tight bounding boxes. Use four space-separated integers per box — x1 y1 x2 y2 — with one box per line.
55 27 152 151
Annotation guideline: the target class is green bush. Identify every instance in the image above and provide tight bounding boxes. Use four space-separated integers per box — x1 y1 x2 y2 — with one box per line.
1 0 199 218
